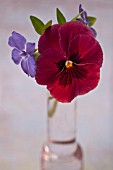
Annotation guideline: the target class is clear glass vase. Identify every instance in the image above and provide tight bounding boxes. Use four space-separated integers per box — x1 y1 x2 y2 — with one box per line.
41 96 83 170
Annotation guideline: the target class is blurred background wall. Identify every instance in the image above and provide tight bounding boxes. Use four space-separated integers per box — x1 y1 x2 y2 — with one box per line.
0 0 113 170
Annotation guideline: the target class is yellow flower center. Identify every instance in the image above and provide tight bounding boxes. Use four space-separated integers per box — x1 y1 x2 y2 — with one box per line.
65 60 73 68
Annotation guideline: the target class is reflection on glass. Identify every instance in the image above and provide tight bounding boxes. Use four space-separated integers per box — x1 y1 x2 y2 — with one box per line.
40 96 84 170
41 143 83 170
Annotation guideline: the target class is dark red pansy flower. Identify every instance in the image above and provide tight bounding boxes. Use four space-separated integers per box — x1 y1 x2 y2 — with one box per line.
35 21 103 103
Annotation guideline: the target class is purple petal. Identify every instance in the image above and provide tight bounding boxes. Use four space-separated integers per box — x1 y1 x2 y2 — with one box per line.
26 42 35 55
79 5 90 25
28 56 36 77
8 36 16 47
12 48 22 64
21 56 36 77
79 4 84 20
8 31 26 50
84 11 90 24
21 57 29 76
79 4 83 13
90 27 97 37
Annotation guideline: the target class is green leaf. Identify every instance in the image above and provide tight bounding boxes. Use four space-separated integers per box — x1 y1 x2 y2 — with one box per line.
44 20 52 30
56 8 66 24
30 16 45 35
87 16 97 27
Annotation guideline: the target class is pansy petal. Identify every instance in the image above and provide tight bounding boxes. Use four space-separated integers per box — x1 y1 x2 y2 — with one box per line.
47 80 79 103
38 24 64 54
59 21 94 56
27 56 36 77
35 48 66 85
12 48 22 64
26 42 35 55
47 63 100 103
9 31 26 50
47 68 79 103
21 58 29 76
76 64 100 95
68 35 103 67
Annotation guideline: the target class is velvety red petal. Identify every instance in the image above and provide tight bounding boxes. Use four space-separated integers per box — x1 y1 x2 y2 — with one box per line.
76 64 100 95
59 21 94 56
47 74 79 103
47 66 80 103
47 63 100 103
35 49 66 85
38 24 64 55
68 35 103 67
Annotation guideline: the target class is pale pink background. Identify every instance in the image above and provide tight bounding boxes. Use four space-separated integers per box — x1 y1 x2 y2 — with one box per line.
0 0 113 170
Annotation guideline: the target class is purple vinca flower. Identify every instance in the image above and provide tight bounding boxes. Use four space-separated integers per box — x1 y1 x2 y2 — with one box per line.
79 4 97 37
8 31 36 77
79 4 90 25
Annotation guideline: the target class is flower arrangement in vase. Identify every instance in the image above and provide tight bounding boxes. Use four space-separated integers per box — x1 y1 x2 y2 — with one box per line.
8 4 103 170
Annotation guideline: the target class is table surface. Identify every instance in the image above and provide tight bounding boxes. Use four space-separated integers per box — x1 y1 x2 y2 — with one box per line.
0 0 113 170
